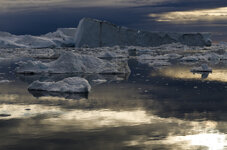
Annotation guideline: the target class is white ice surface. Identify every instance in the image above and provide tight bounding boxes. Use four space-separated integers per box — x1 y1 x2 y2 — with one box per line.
16 51 131 74
28 77 91 93
0 28 76 48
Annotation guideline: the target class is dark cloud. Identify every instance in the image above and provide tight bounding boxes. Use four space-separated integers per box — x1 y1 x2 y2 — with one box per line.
0 0 227 41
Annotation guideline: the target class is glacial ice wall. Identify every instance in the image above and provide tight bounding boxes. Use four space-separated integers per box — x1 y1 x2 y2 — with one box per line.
75 18 212 47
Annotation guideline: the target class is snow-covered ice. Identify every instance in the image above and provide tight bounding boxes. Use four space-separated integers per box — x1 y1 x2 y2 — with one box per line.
16 52 131 74
0 28 76 48
28 77 91 93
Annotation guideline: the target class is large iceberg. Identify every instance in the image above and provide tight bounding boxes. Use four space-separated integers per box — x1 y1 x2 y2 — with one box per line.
0 28 76 48
28 77 91 93
75 18 212 47
0 18 212 48
16 52 131 74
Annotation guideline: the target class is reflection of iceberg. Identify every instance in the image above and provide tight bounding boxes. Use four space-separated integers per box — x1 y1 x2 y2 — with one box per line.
201 72 210 79
29 90 88 100
191 71 210 79
18 73 129 85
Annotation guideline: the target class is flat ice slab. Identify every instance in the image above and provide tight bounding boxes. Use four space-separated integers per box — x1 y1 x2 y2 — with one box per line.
28 77 91 93
75 18 212 47
16 52 131 74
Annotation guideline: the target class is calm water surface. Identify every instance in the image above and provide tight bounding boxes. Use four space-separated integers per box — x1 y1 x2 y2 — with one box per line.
0 59 227 150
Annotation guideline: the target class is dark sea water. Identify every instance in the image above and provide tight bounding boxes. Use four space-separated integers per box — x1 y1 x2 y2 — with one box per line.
0 59 227 150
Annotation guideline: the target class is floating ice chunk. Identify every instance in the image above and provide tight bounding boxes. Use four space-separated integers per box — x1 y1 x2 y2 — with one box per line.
92 79 107 84
148 60 171 67
28 77 91 93
191 64 212 72
181 56 199 62
0 80 12 83
75 18 212 47
137 53 182 61
16 52 131 74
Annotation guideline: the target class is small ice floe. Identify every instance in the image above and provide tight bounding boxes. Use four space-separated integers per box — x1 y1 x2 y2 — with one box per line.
191 64 212 73
0 80 12 83
16 52 131 74
148 60 171 67
28 77 91 93
181 56 199 62
92 79 107 84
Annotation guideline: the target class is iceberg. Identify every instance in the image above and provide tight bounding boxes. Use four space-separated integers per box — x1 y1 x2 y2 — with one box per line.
75 18 212 48
28 77 91 93
16 52 131 74
0 28 76 48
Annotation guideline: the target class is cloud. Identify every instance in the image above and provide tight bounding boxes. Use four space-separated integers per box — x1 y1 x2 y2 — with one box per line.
0 0 176 13
149 7 227 24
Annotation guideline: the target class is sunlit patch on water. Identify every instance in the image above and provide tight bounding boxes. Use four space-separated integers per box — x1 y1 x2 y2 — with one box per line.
125 120 227 150
0 57 227 149
0 104 62 119
151 66 227 82
167 132 227 150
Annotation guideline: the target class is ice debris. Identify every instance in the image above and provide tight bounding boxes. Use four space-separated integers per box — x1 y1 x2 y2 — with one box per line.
28 77 91 93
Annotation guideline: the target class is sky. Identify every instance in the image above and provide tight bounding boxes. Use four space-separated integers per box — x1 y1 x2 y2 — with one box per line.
0 0 227 41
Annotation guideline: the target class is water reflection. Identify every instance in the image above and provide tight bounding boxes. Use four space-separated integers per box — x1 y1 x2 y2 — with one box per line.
0 104 62 119
1 102 227 150
1 62 227 149
151 65 227 82
29 90 88 100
